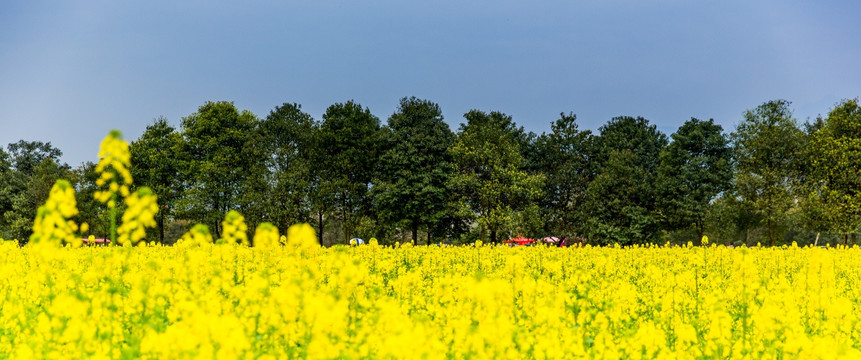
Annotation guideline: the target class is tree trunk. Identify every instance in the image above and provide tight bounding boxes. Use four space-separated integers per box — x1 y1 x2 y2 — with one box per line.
342 206 349 245
317 211 324 245
767 218 774 246
852 233 857 246
158 209 165 244
696 216 705 245
412 220 419 245
490 229 497 244
814 232 820 247
697 225 704 246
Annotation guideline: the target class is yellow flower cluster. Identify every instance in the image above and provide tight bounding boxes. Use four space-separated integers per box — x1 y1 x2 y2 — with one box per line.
4 239 861 359
116 187 159 246
29 179 82 247
220 210 249 245
94 130 132 208
285 223 319 254
252 222 279 248
177 224 213 246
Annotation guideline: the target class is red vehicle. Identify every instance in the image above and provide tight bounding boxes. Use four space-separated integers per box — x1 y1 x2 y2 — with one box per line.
82 238 111 246
504 235 536 246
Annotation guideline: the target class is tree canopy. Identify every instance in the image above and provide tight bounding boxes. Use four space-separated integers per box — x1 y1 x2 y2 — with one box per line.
806 98 861 243
374 97 455 243
130 117 183 243
533 112 594 238
732 100 804 245
658 118 732 241
451 110 543 243
584 116 667 245
256 102 317 231
178 101 263 238
4 96 861 247
315 100 382 243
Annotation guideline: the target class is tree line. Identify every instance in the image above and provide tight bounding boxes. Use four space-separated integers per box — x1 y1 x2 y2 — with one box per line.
1 97 859 246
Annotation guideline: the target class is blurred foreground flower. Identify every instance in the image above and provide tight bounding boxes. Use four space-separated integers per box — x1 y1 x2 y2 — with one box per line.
178 224 213 246
220 210 249 246
30 179 81 247
253 223 279 248
117 187 159 246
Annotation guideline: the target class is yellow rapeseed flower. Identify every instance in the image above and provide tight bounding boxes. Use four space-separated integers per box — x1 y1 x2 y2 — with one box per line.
117 187 159 246
286 223 318 249
29 179 81 247
6 227 861 358
93 130 132 209
252 223 279 248
178 224 213 246
220 210 249 246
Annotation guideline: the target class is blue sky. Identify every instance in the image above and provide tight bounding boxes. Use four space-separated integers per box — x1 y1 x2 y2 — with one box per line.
1 0 859 166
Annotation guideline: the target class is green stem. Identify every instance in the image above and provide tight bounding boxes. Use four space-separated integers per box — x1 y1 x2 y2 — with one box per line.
110 192 117 246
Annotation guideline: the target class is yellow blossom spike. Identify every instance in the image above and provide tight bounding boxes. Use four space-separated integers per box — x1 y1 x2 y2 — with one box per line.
117 187 159 246
220 210 249 246
252 223 279 249
94 130 133 243
178 224 213 246
29 179 81 247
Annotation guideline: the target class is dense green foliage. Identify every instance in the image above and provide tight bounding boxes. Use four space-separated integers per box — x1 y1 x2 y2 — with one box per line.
583 117 668 245
732 100 805 245
532 113 594 240
257 103 317 233
658 118 732 242
450 110 543 243
130 117 182 243
179 101 264 238
806 99 861 244
315 101 382 244
2 97 860 246
0 141 69 242
374 97 455 243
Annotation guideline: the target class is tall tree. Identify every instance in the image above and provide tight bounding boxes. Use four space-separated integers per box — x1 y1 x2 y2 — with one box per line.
374 97 455 243
806 98 861 244
3 158 69 242
0 148 13 233
533 112 594 237
658 118 732 242
7 140 63 176
451 110 543 243
732 100 804 245
314 100 381 244
584 116 668 245
1 141 68 241
307 129 334 244
130 117 183 243
178 101 262 238
256 103 316 231
796 116 829 245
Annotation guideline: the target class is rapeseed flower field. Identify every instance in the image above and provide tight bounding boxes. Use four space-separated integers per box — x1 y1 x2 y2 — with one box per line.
3 130 860 359
2 238 861 359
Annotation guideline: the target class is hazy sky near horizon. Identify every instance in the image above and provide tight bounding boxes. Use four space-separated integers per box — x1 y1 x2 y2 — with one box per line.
1 0 860 166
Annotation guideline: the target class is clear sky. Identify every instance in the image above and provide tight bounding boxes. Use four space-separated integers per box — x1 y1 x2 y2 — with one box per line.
1 0 859 166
